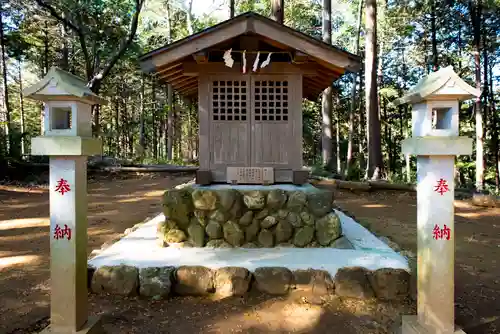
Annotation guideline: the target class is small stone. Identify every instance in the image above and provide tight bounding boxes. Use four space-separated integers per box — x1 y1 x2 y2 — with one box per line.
239 211 254 226
277 242 294 248
163 189 193 228
164 229 187 243
255 209 269 220
286 191 307 212
277 209 289 219
378 236 401 251
307 190 333 217
223 221 244 246
215 267 251 297
287 212 303 228
242 242 259 248
334 267 375 299
261 216 278 229
209 209 227 223
217 190 237 211
258 229 275 247
192 190 218 211
369 268 410 300
193 210 208 227
293 226 315 247
91 265 139 296
267 189 287 210
175 266 214 296
245 219 261 242
293 269 334 295
254 267 292 295
315 213 342 246
243 191 266 210
329 236 354 249
275 220 293 243
139 267 175 298
300 212 315 226
206 239 233 248
228 192 244 219
205 221 223 239
188 222 205 247
157 219 178 234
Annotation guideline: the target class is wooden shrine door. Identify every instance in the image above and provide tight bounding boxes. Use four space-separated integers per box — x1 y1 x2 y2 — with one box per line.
209 74 299 175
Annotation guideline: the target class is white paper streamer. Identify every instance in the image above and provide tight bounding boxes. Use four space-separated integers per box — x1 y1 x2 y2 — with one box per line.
252 51 261 72
242 50 247 73
260 52 272 69
223 48 234 68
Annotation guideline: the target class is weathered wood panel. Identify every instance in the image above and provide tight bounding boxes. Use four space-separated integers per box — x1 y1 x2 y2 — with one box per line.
198 75 210 169
211 122 250 166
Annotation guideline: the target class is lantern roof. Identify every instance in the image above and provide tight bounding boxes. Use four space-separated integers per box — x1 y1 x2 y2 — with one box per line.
23 67 107 105
394 66 480 106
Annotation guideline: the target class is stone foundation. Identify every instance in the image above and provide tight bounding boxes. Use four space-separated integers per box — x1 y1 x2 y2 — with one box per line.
160 183 344 248
89 264 410 301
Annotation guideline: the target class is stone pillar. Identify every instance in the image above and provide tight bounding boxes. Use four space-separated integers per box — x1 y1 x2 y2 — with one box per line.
23 67 106 334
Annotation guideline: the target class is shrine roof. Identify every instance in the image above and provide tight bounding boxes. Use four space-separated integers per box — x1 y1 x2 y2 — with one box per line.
394 66 481 105
23 67 107 105
138 11 361 100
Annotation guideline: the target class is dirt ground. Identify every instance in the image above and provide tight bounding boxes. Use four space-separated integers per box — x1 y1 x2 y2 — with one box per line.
0 175 498 334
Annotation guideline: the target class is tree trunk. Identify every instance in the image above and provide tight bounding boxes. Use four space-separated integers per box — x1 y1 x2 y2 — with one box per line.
18 60 25 156
430 0 438 71
186 0 194 35
490 64 499 191
230 0 235 18
365 0 383 180
471 0 483 191
152 76 157 160
0 6 12 157
139 75 146 158
167 85 173 160
358 66 366 173
321 0 333 169
271 0 285 24
346 0 364 176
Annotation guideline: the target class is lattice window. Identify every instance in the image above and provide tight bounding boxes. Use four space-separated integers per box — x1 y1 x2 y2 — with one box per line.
254 80 289 122
212 80 248 121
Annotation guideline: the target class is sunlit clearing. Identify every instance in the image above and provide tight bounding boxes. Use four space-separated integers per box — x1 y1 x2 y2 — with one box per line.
0 255 41 268
218 300 324 332
118 197 145 203
362 204 389 208
0 218 49 231
143 190 165 197
456 212 481 219
0 185 46 194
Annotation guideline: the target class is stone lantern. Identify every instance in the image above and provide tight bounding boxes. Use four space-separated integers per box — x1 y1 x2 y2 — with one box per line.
24 67 106 334
394 66 480 334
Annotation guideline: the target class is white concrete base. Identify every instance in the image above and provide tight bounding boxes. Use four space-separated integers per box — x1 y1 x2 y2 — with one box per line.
39 316 103 334
402 316 466 334
89 210 409 277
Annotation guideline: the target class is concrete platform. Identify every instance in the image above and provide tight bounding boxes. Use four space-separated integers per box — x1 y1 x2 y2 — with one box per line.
89 210 409 277
401 316 466 334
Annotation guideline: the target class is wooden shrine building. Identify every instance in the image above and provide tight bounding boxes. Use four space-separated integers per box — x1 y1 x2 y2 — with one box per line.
139 12 360 185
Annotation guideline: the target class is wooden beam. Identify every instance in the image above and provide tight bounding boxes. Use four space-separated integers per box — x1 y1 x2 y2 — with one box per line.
292 51 309 64
175 78 198 90
178 85 197 96
252 20 359 72
183 62 318 76
192 51 208 64
149 19 249 69
170 76 194 86
158 68 183 81
156 63 182 75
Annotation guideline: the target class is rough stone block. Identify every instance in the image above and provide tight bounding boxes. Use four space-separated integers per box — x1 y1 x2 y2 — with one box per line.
139 266 175 298
174 266 214 296
369 268 410 300
215 267 252 297
334 267 374 299
293 269 334 295
91 265 139 296
162 189 193 228
254 267 292 295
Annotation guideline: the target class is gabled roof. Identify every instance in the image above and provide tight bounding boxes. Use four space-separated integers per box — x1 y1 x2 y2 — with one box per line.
23 67 107 105
138 12 361 100
394 66 481 105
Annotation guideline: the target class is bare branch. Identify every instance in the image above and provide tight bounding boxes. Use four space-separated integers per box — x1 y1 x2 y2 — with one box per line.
88 0 145 91
34 0 93 79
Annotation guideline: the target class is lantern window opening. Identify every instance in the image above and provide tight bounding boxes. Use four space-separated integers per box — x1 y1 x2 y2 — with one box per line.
431 107 452 130
51 106 72 130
